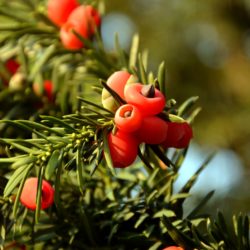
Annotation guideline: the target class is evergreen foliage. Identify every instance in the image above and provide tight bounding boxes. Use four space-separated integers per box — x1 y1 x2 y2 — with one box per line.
0 0 248 249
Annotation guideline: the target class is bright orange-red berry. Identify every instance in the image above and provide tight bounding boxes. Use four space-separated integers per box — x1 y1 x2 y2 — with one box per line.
124 83 166 116
60 5 101 50
102 71 132 112
114 104 142 133
47 0 79 27
106 71 131 100
107 131 139 168
20 177 54 210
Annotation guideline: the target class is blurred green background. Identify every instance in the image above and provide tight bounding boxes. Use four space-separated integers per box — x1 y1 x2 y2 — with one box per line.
103 0 250 214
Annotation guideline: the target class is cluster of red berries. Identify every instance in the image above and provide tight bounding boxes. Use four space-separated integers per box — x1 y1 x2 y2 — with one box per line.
47 0 101 50
0 58 53 102
102 71 193 168
20 177 54 210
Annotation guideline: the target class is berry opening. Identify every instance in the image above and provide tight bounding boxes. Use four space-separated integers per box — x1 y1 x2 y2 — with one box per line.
114 104 142 132
123 110 132 118
140 84 155 98
119 105 133 118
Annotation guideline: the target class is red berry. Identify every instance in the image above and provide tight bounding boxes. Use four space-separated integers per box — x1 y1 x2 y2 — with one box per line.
60 5 101 50
47 0 79 27
107 131 139 168
114 104 142 133
102 71 132 112
106 71 131 99
161 122 193 149
20 177 54 210
135 116 168 144
44 80 54 102
5 59 20 75
124 83 166 116
162 247 184 250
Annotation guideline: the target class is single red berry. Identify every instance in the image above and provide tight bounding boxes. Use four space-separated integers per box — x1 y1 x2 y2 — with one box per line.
60 5 101 50
5 59 20 75
162 246 184 250
135 116 168 144
47 0 79 27
44 80 54 102
114 104 142 133
101 71 132 112
20 177 54 210
106 71 131 99
107 130 139 168
161 122 193 149
124 83 166 116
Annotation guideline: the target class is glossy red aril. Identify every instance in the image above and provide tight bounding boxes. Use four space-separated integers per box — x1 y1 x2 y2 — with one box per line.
102 71 132 112
107 131 138 168
114 104 142 133
161 122 193 149
60 5 101 50
162 246 184 250
135 116 168 144
47 0 79 27
20 177 54 210
106 71 131 99
124 83 166 116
